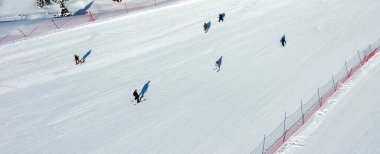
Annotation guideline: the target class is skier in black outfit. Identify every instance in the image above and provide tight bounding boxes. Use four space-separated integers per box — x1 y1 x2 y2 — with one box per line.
281 35 286 47
204 23 208 33
74 54 82 64
133 89 140 103
218 13 225 22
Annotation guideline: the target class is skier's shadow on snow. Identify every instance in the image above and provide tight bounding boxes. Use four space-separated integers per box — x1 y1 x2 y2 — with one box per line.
73 1 94 16
80 50 91 62
139 81 150 100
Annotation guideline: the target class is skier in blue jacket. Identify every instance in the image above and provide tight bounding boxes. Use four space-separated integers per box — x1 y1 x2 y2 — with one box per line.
215 56 223 72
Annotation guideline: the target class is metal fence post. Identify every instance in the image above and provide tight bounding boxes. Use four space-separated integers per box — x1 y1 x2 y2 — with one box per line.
301 99 304 125
88 11 94 22
318 88 321 107
18 28 27 38
332 74 336 91
125 2 128 13
282 112 287 143
358 50 363 65
262 134 266 154
345 60 349 77
51 19 59 29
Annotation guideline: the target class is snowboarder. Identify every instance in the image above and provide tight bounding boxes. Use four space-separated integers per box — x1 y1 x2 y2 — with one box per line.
215 56 223 72
133 89 140 103
74 54 83 64
218 13 225 22
280 35 286 47
140 81 150 100
204 23 208 33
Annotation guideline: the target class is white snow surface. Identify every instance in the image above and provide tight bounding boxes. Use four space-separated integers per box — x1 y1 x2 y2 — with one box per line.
280 54 380 154
0 0 380 153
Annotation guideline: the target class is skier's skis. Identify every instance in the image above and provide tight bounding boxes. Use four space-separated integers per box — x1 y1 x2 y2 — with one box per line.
133 99 146 106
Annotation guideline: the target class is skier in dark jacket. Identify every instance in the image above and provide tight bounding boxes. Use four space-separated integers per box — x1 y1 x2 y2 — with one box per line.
133 89 140 103
74 54 82 64
204 23 208 33
280 35 286 47
218 13 225 22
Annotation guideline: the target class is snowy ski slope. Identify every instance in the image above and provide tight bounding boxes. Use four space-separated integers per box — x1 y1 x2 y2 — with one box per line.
1 0 380 153
282 54 380 154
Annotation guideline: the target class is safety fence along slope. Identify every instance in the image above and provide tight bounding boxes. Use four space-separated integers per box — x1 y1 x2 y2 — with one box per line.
0 0 183 45
251 38 380 154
